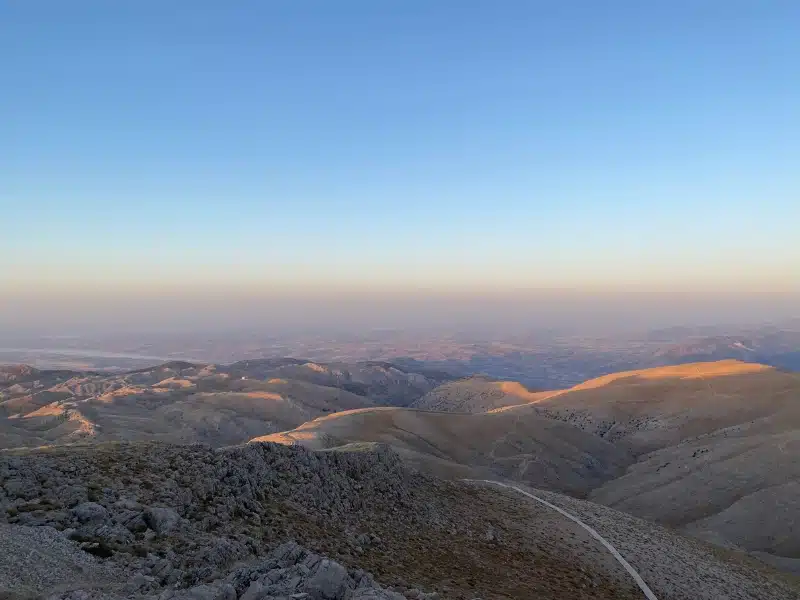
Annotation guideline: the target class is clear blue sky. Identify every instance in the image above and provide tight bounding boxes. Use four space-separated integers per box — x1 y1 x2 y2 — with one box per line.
2 1 799 297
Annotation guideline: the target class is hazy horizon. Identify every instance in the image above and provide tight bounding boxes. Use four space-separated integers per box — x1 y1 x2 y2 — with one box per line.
4 2 799 334
3 286 798 337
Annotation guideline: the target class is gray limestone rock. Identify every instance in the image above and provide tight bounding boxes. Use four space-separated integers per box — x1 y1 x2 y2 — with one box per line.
144 507 180 535
71 502 109 523
304 559 349 599
0 443 440 600
180 583 234 600
239 580 265 600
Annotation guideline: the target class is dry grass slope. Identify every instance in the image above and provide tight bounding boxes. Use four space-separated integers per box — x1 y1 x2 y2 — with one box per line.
254 405 633 496
498 360 800 570
411 376 553 413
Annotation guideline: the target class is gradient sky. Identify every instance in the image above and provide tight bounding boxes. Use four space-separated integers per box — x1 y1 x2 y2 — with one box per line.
2 2 799 331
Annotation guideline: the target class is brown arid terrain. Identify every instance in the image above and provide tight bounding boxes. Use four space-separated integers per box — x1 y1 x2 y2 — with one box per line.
261 360 800 576
530 360 792 451
254 407 632 496
533 361 800 574
1 441 797 600
0 360 450 450
523 360 800 574
410 377 551 413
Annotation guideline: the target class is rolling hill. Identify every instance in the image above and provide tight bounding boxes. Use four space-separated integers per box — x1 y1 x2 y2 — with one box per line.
532 360 796 450
526 360 800 571
409 375 551 412
0 359 449 449
262 360 800 573
254 405 633 496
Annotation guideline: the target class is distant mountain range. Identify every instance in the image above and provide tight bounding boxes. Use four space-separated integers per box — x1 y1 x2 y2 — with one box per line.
654 333 800 371
2 321 798 388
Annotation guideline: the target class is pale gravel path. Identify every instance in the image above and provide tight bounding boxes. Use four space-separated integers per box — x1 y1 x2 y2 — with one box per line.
465 479 659 600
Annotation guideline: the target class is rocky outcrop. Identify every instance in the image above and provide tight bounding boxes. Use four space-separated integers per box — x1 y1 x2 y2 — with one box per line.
0 442 447 599
143 507 181 535
177 541 435 600
39 541 432 600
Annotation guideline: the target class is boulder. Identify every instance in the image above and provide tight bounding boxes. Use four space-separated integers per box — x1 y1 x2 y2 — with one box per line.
71 502 109 523
181 583 236 600
304 559 349 599
239 581 265 600
144 506 180 535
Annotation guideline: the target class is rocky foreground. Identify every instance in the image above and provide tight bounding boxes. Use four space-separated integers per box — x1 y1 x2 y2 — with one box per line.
0 529 415 600
1 441 798 600
0 442 445 599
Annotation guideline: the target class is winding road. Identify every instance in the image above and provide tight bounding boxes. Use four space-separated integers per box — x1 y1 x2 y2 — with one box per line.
464 479 659 600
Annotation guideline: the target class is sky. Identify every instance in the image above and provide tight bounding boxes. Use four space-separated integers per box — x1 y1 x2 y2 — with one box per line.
2 1 799 332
